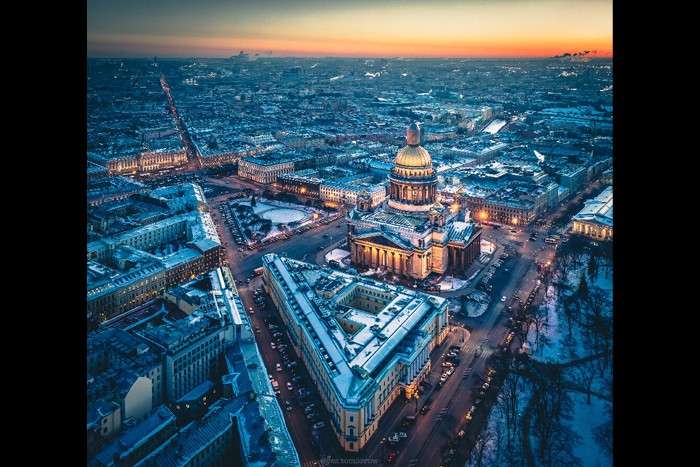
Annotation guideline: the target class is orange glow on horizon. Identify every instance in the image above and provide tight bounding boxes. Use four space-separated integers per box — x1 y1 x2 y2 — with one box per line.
89 33 612 58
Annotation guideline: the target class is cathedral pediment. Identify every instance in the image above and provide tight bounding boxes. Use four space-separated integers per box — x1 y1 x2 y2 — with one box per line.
354 231 412 251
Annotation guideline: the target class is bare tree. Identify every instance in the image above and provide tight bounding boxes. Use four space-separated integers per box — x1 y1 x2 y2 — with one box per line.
571 357 598 404
545 423 582 467
581 287 613 376
593 413 613 458
498 371 522 453
530 305 549 353
531 366 572 466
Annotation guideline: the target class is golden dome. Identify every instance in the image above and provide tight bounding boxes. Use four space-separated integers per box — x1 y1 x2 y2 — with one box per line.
394 145 432 168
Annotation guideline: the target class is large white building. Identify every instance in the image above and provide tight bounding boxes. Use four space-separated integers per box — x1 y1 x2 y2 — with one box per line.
262 254 449 451
238 157 295 184
571 186 613 240
320 177 387 208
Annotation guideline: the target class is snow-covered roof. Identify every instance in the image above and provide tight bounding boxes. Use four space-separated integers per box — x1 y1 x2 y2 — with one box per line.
573 186 612 227
262 254 447 406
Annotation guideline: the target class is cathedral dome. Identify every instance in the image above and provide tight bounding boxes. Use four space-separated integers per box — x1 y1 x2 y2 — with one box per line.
394 145 432 169
395 122 431 168
388 123 437 213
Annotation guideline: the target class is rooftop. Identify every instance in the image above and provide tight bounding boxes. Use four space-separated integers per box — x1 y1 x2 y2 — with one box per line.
262 254 447 405
573 186 613 226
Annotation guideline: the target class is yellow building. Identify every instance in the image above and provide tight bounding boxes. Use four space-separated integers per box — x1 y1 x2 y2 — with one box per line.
571 186 613 240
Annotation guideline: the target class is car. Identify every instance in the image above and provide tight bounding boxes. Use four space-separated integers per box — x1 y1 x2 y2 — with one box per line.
388 434 400 444
501 296 507 302
313 421 326 430
292 376 303 383
386 451 397 464
286 382 294 391
420 404 431 415
306 412 318 420
276 363 282 372
270 342 276 350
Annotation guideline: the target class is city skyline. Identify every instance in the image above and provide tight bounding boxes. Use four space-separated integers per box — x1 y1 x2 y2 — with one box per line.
87 0 612 58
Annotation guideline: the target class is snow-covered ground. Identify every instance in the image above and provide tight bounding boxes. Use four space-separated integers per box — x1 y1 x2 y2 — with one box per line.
526 256 612 363
439 275 468 291
482 119 507 134
236 200 313 224
325 248 351 264
233 198 322 242
481 239 496 255
463 291 490 317
569 392 612 467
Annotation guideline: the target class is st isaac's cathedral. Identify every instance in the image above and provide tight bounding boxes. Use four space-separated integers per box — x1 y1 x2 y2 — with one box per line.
347 123 482 280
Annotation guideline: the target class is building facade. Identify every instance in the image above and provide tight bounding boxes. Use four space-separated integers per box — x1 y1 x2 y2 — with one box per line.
347 123 481 280
107 150 188 175
320 179 387 208
237 157 295 184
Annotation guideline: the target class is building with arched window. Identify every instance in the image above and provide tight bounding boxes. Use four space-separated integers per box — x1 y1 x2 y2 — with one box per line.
348 123 481 280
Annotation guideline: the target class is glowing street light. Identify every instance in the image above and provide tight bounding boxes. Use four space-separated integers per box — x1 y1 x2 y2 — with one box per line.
512 217 519 226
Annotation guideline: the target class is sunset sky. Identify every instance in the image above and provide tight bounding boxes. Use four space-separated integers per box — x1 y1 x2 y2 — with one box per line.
87 0 612 58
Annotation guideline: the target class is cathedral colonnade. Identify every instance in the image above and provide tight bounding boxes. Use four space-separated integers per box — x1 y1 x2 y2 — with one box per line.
351 242 412 276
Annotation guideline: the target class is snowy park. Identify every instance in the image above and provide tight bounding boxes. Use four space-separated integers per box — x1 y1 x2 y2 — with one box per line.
229 197 323 243
468 239 613 467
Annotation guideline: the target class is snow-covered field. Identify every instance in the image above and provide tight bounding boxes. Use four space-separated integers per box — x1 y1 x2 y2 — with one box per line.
439 275 468 291
325 248 351 264
236 200 313 224
569 392 612 467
